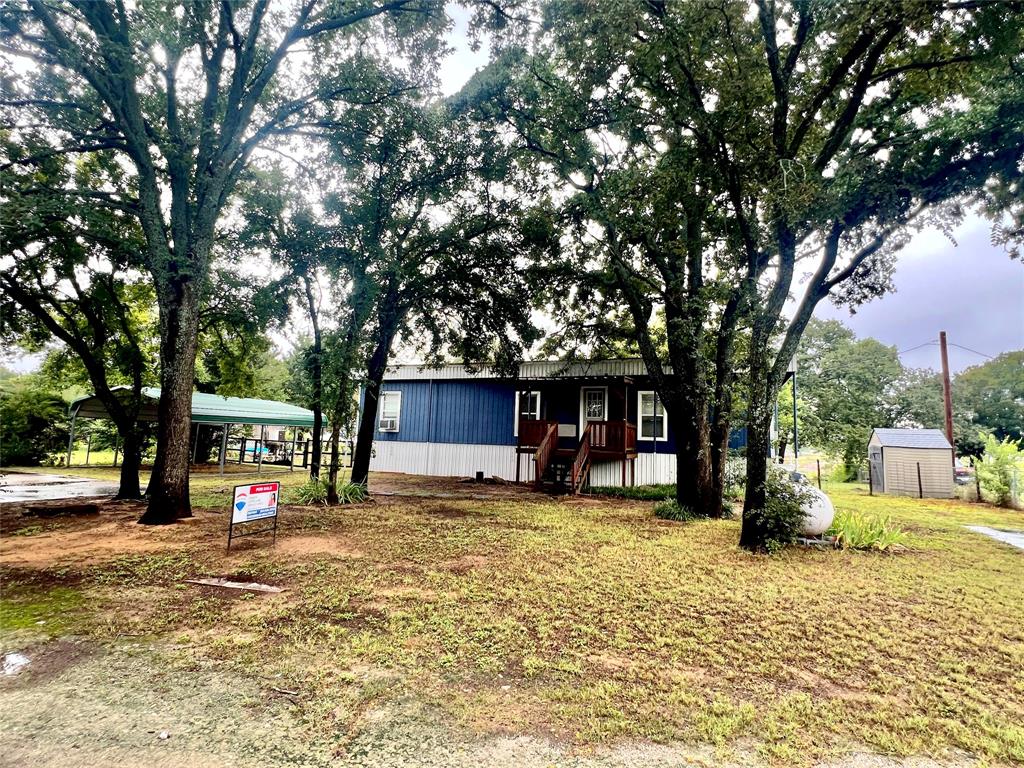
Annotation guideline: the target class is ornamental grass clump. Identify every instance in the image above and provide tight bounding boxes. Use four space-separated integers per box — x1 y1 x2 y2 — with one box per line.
829 509 907 551
654 499 698 522
334 481 368 504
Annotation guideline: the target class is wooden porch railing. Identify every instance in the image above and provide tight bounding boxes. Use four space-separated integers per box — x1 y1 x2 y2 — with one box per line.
518 419 558 448
588 420 637 454
533 422 558 489
571 423 592 494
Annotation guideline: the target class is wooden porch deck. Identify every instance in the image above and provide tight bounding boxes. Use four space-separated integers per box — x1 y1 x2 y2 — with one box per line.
516 419 638 492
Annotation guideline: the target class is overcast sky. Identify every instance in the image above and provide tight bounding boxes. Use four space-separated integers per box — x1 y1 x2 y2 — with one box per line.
816 216 1023 373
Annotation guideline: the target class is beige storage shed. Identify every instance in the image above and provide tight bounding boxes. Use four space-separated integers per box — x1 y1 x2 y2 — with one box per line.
867 428 954 499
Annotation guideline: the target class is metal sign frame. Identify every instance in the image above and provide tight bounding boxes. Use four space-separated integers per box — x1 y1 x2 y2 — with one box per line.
227 481 280 551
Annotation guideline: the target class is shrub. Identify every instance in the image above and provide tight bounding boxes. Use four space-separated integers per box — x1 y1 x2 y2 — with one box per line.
295 478 329 506
591 484 675 501
745 467 815 553
975 433 1023 508
654 499 697 522
333 481 368 504
828 509 907 551
0 378 68 466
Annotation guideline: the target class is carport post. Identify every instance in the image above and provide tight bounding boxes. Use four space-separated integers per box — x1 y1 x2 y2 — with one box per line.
257 425 266 475
66 406 78 467
112 434 119 467
191 422 200 462
219 423 230 476
85 433 92 466
289 427 298 472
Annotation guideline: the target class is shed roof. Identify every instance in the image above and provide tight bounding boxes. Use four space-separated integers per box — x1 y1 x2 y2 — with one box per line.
871 428 952 450
70 386 315 427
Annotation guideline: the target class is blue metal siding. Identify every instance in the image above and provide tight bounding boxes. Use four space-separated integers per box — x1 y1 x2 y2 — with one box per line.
368 376 748 451
371 380 516 445
375 382 431 442
430 382 516 445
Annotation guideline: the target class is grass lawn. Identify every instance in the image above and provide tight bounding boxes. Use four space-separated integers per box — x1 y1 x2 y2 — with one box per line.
1 477 1022 766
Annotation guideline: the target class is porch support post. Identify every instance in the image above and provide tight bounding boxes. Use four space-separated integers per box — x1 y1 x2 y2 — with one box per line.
290 427 298 472
219 423 230 476
66 406 78 467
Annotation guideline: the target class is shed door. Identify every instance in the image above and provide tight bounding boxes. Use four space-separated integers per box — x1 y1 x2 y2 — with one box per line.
869 446 883 492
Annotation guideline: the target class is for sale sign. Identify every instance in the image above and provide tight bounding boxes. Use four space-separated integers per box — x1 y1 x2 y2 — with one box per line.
228 482 280 550
232 482 279 524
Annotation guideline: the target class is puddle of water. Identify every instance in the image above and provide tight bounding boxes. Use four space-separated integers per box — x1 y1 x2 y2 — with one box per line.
3 652 31 676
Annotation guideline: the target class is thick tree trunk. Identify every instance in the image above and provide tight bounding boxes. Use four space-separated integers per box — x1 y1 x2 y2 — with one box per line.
140 284 202 524
304 275 324 481
115 427 143 499
709 418 731 516
668 404 714 514
350 321 397 487
326 423 341 504
740 369 775 550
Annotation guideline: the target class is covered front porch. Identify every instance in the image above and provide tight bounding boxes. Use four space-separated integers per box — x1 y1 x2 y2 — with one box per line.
513 377 651 492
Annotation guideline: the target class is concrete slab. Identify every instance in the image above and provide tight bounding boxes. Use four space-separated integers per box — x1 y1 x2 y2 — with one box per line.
965 525 1024 551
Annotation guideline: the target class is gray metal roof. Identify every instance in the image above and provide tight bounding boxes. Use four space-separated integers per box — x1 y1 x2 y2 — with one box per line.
871 428 952 450
383 358 667 381
70 386 315 427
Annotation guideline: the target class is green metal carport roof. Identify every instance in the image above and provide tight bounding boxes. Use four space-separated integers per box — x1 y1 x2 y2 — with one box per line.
70 386 315 427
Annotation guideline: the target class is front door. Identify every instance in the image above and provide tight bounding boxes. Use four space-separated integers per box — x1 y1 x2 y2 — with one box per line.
580 387 608 434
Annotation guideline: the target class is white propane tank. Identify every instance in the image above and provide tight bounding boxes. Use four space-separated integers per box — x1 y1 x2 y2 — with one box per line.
801 485 835 536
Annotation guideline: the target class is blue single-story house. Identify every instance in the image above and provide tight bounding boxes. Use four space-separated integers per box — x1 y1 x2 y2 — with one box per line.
366 359 751 490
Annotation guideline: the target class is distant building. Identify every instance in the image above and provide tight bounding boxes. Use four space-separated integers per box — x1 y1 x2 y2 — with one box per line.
868 428 954 498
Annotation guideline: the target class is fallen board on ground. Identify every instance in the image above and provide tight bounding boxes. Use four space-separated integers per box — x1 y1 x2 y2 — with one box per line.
184 578 284 593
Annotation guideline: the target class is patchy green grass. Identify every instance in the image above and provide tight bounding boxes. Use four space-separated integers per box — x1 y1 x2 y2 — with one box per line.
0 585 85 635
1 482 1022 764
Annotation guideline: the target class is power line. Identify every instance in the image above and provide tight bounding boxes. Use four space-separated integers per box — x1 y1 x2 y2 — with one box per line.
947 342 994 360
897 341 936 355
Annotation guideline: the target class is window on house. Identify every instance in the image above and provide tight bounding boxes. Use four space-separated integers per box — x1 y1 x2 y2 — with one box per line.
378 391 401 432
638 391 667 440
514 391 541 436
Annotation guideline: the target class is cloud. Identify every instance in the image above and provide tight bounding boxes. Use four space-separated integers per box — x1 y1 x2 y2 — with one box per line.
816 214 1024 373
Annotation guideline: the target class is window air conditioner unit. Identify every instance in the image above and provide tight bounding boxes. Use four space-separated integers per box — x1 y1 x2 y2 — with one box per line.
379 418 397 431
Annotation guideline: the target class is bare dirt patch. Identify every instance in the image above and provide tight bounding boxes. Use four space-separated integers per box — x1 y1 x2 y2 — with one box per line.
418 503 473 519
440 554 490 574
273 535 364 559
0 521 174 568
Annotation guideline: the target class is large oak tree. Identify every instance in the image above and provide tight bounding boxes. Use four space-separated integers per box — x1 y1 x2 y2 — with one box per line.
1 0 448 522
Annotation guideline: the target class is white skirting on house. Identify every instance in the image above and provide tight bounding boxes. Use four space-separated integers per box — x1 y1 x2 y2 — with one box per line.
369 441 677 486
589 452 676 486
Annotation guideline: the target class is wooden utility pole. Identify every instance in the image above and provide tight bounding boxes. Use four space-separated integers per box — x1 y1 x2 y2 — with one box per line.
939 331 955 465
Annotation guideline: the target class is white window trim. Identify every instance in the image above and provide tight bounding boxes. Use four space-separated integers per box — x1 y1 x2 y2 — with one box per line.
637 390 668 442
513 390 542 437
578 385 609 436
378 390 402 433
